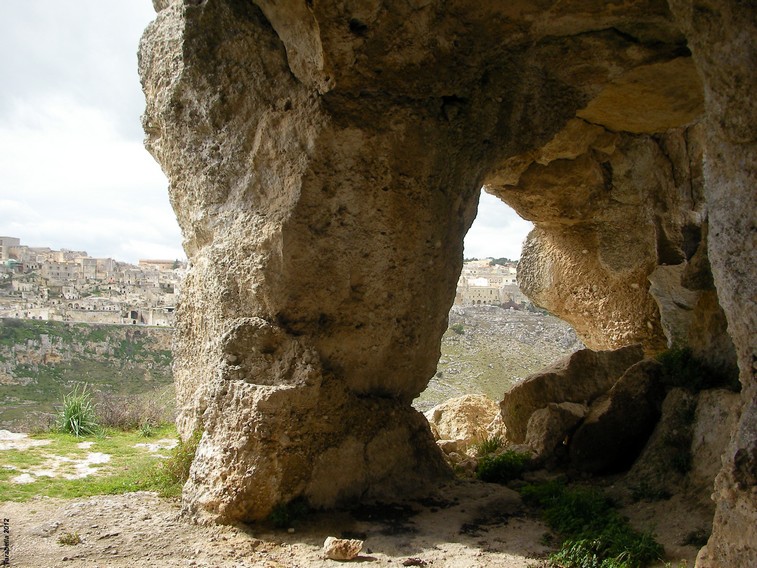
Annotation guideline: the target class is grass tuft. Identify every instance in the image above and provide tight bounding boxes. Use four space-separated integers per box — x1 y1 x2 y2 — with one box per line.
474 434 503 457
148 427 203 497
58 385 100 438
57 531 82 546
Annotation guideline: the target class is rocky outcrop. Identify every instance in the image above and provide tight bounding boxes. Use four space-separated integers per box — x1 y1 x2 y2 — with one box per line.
425 394 501 448
569 359 666 473
500 345 643 443
525 402 587 464
140 0 755 561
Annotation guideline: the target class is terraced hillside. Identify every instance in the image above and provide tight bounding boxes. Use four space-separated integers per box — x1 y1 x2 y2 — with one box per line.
415 305 584 411
0 319 174 430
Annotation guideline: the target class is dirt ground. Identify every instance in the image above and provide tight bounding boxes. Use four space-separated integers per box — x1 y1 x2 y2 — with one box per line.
1 481 552 568
0 479 709 568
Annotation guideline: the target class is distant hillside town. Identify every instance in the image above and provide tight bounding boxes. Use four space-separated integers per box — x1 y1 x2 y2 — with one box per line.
0 235 531 325
454 258 531 308
0 236 185 326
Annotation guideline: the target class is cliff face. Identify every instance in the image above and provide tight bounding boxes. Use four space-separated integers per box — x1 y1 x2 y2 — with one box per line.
140 1 755 562
0 319 173 429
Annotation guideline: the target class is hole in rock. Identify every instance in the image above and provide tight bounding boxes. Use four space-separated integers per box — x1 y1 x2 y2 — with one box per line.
413 190 584 413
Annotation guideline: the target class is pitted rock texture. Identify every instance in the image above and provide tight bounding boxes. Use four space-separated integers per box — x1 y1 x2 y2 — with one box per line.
140 1 755 562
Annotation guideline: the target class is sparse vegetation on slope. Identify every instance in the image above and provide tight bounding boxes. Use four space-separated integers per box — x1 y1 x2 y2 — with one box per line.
521 481 664 568
0 318 174 429
416 306 583 411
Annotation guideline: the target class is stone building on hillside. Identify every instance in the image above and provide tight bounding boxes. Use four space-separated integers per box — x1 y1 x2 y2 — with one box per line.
0 237 20 261
0 237 184 326
455 260 528 306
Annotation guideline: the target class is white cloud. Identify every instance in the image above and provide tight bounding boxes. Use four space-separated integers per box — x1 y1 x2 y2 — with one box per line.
0 1 531 266
463 191 533 260
0 1 182 264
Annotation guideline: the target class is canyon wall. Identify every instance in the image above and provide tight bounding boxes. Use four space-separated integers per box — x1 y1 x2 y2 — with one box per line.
140 1 754 563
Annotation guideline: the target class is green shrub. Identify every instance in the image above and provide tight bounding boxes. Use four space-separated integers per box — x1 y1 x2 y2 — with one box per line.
476 449 531 483
57 532 81 546
149 427 202 497
657 347 739 393
57 385 100 437
474 434 503 457
521 481 664 568
450 323 465 335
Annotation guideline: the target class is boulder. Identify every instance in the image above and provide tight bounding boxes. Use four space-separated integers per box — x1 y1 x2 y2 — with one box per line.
426 394 501 448
569 359 666 473
524 402 587 463
500 345 644 444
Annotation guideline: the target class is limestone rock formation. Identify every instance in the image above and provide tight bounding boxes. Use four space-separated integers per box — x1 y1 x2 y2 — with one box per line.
500 345 643 443
425 394 501 447
524 402 587 464
140 0 756 563
569 359 666 473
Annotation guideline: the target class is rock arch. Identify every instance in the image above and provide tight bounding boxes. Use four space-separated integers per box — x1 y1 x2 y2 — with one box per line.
140 0 755 563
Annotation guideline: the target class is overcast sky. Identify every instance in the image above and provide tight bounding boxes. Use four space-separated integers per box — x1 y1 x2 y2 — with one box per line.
0 0 531 264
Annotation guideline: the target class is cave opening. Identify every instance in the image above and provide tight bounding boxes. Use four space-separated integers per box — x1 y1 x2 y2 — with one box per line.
414 189 584 414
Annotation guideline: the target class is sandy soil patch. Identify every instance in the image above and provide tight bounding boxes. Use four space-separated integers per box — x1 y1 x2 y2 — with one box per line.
0 481 551 568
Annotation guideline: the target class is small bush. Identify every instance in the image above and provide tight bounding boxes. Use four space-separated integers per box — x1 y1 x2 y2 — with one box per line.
57 532 81 546
58 385 100 437
476 449 531 483
450 323 465 335
95 390 173 431
475 435 503 457
521 481 664 568
657 347 739 393
139 421 155 438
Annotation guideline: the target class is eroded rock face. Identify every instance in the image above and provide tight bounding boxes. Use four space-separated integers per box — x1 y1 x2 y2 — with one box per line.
667 2 757 565
500 345 643 443
140 1 755 560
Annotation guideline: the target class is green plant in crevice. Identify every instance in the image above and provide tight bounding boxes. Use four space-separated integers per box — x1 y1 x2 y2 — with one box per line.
475 449 531 483
57 385 100 437
450 323 465 335
520 480 664 568
474 434 503 457
656 346 739 393
149 426 203 497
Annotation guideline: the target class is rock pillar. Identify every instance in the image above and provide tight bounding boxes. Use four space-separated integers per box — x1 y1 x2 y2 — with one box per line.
668 1 757 565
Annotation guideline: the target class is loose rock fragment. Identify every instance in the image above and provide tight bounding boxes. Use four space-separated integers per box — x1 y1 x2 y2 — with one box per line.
322 536 363 560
